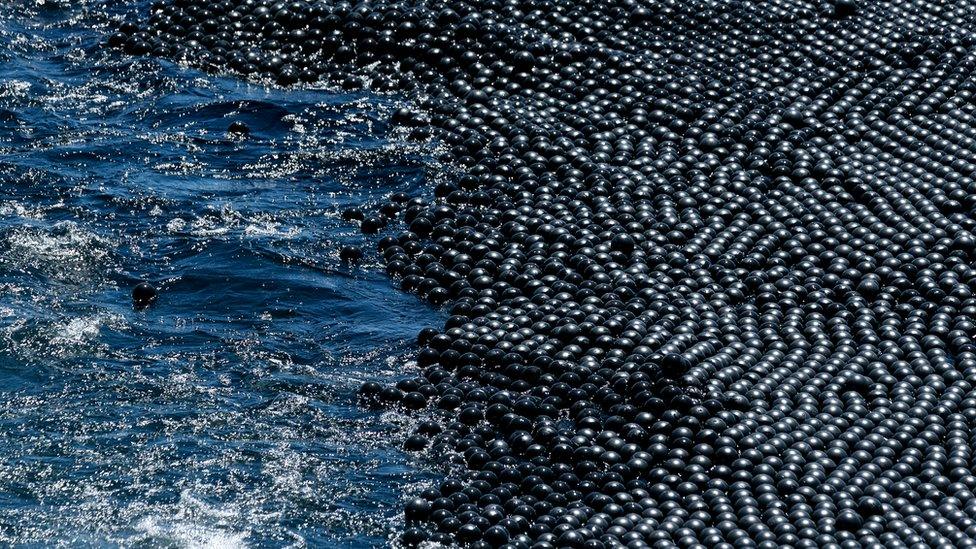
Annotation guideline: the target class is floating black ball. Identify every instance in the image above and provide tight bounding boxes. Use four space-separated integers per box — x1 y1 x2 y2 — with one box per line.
404 433 428 451
659 353 690 377
360 216 386 234
836 510 863 532
341 207 364 221
132 282 157 309
400 527 427 547
339 245 363 262
405 497 432 522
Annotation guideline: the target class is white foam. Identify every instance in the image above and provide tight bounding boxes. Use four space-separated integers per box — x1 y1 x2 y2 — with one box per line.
49 314 107 346
1 221 114 280
0 200 46 219
0 79 31 99
132 491 251 549
165 208 299 239
134 516 249 549
242 221 300 238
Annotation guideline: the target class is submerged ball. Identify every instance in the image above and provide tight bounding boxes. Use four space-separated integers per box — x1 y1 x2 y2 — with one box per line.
227 121 250 136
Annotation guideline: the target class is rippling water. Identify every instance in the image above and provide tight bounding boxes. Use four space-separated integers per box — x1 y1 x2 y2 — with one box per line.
0 1 443 546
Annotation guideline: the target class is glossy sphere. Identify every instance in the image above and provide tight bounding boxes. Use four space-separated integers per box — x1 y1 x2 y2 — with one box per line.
132 281 158 309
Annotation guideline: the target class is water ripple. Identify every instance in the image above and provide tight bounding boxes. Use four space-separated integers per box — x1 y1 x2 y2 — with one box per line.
0 1 443 546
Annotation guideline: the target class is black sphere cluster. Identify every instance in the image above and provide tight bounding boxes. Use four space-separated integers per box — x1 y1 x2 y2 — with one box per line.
113 0 976 547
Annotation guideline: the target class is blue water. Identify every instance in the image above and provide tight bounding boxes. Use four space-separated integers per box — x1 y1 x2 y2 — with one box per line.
0 1 443 546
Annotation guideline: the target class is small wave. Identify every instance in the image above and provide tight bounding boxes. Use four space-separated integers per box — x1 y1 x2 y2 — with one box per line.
48 312 121 348
0 2 444 546
0 310 126 363
242 221 300 239
132 492 251 549
0 79 31 100
0 199 47 219
165 207 300 240
0 221 115 281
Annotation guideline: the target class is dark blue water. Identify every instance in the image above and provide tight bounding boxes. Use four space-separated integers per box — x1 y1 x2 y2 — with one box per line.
0 1 443 546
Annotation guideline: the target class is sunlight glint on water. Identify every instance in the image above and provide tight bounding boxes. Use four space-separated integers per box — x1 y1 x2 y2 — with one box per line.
0 1 444 547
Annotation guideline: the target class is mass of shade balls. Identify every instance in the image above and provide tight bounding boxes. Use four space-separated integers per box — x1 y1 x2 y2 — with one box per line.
109 0 976 547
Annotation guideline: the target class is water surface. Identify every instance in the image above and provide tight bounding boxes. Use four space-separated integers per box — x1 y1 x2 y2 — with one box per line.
0 1 441 546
